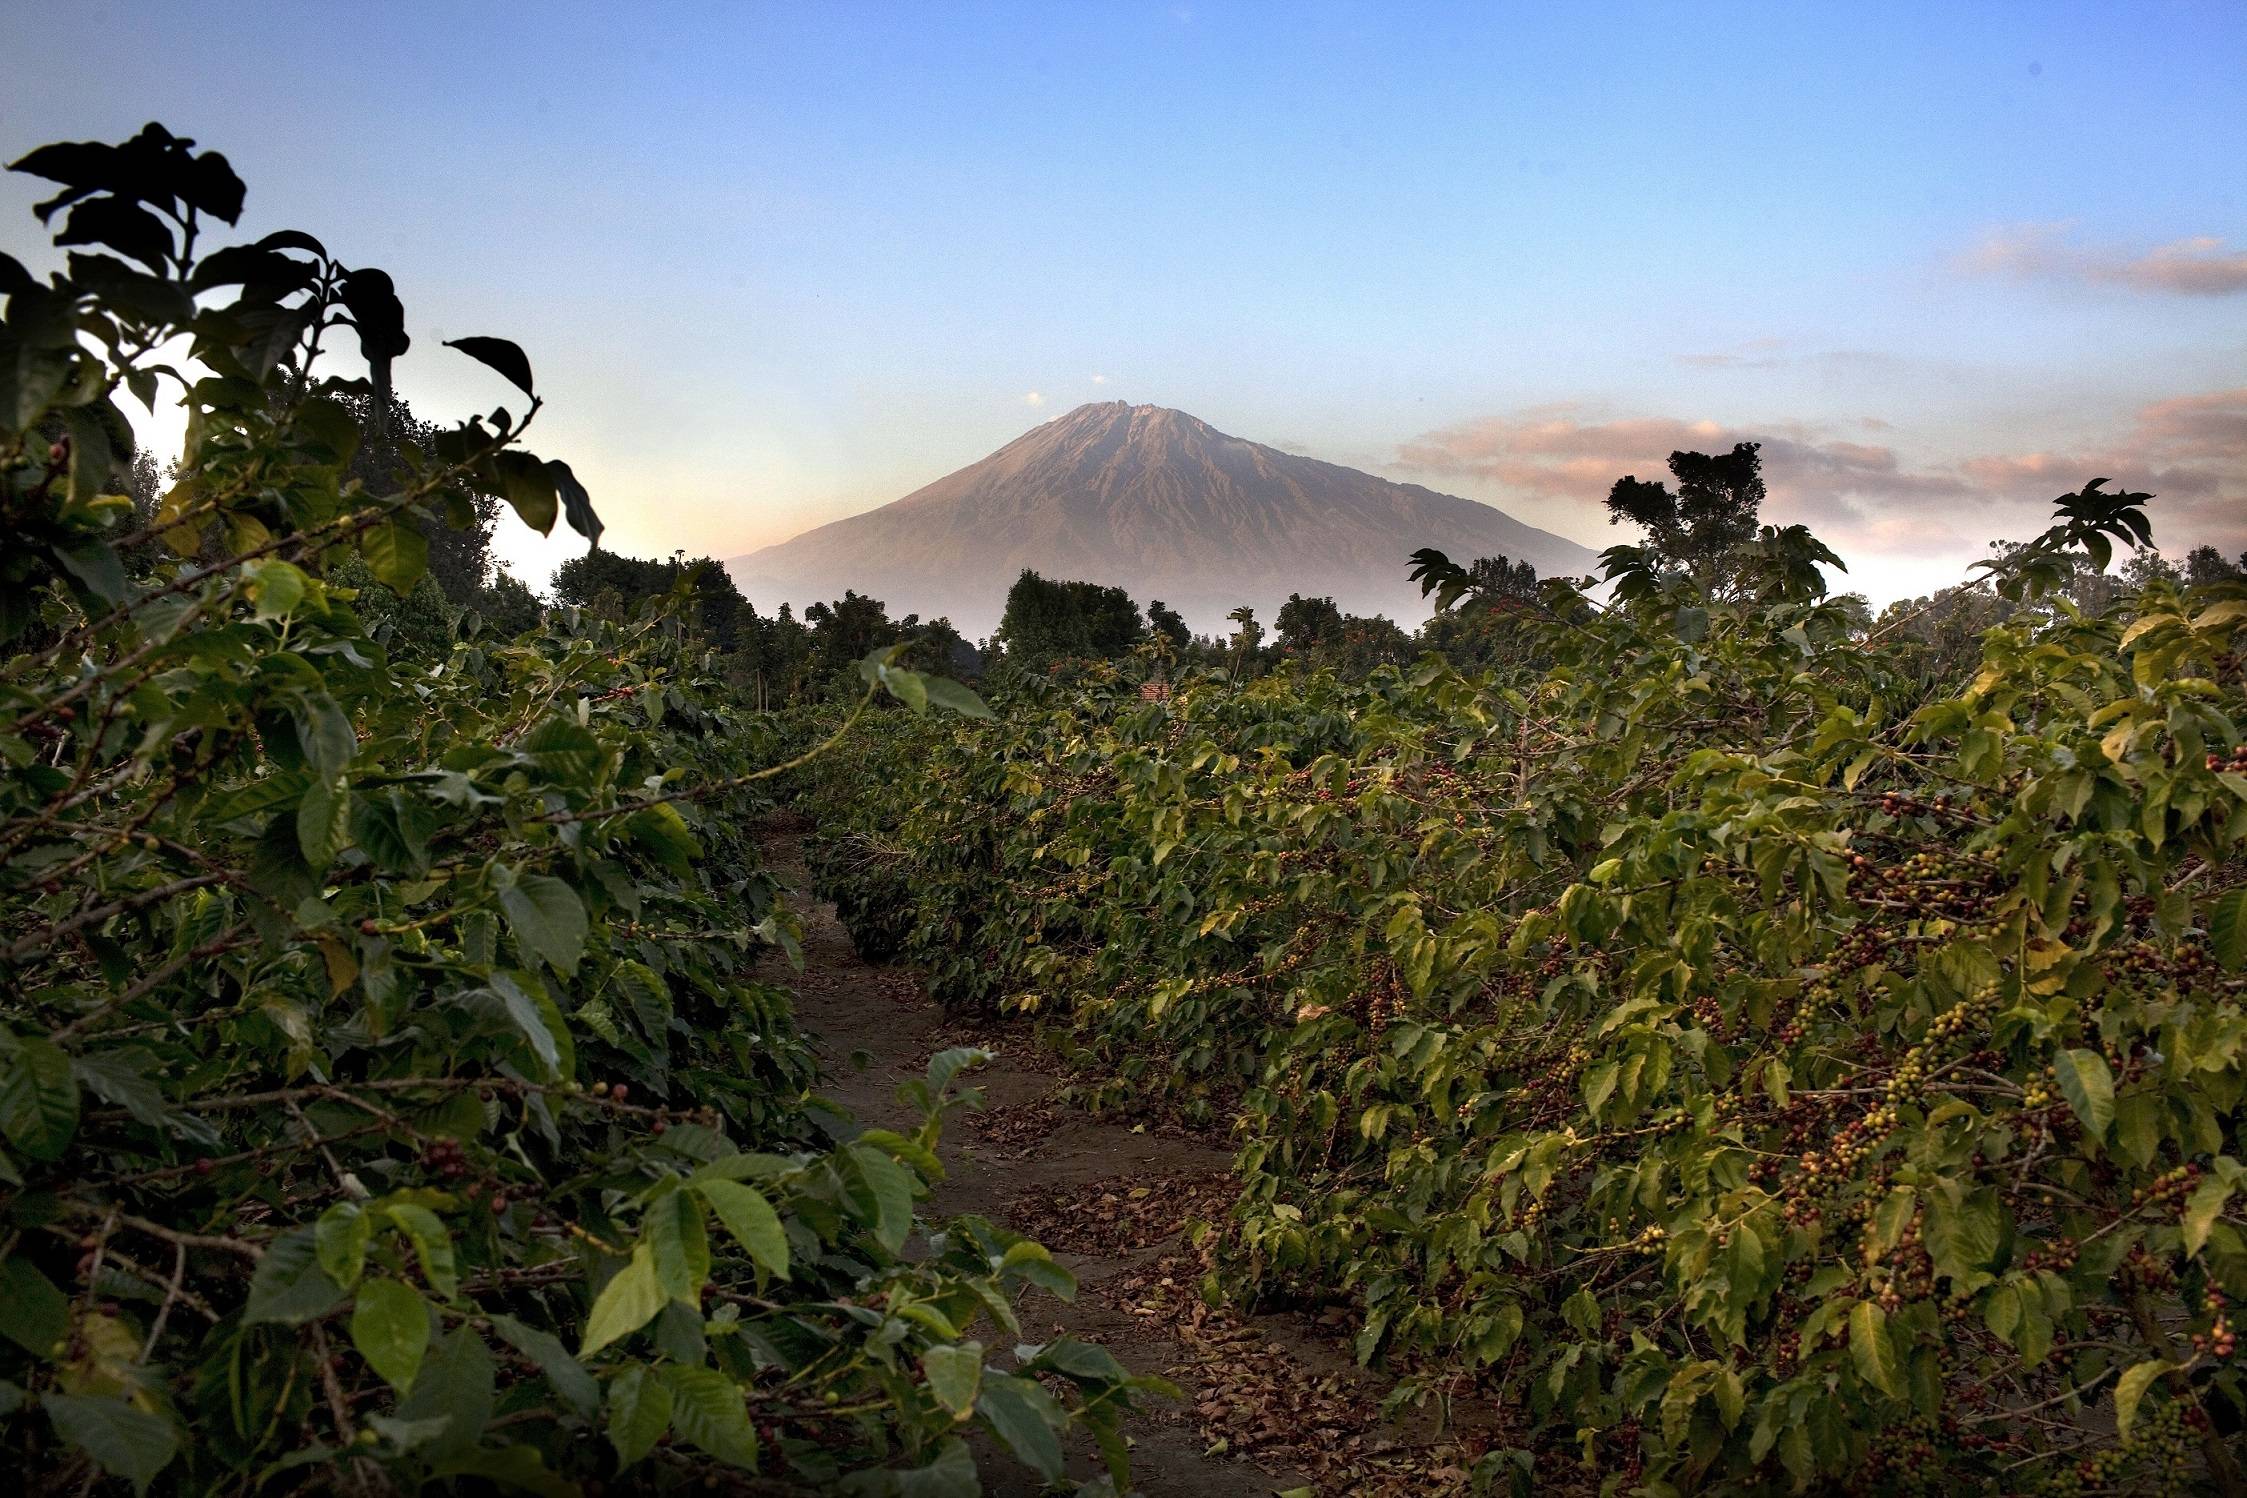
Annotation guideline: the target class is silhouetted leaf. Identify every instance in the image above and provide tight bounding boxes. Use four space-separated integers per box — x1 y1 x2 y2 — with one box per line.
547 458 602 546
491 450 558 535
444 336 535 399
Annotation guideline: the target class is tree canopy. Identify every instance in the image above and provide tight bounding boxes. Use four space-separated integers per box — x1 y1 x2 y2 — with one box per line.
1605 440 1767 590
552 550 752 652
993 569 1144 667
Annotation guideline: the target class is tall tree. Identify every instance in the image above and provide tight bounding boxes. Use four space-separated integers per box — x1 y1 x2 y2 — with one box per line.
332 390 501 604
898 614 976 676
1274 592 1345 656
1467 553 1542 602
751 603 817 703
994 570 1144 666
1605 442 1765 590
804 589 899 674
1145 599 1191 654
2184 544 2245 586
553 550 752 652
1226 604 1264 679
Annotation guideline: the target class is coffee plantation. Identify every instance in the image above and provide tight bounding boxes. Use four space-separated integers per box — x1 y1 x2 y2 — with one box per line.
8 122 2247 1498
799 507 2247 1492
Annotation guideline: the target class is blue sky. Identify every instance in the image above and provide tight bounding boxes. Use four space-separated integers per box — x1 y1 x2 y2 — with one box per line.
4 1 2242 603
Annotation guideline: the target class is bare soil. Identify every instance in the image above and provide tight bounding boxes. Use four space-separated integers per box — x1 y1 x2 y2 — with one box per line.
756 824 1482 1497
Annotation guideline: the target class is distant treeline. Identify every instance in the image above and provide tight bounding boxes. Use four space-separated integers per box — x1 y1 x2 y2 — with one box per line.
293 403 2247 703
550 550 973 707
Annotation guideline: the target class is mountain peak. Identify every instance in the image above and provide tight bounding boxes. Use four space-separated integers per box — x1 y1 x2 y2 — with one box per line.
1045 399 1213 432
729 403 1594 636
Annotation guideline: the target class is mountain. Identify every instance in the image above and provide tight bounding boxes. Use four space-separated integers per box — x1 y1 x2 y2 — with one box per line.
726 401 1596 638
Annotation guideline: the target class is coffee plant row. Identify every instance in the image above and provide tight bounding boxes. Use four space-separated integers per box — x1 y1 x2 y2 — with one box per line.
0 127 1166 1495
802 508 2247 1493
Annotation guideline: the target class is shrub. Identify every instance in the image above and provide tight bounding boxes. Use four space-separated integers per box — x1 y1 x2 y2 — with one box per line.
807 498 2247 1493
0 125 1159 1495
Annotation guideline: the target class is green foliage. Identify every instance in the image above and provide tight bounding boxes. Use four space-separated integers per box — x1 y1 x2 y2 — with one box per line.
552 549 752 653
994 570 1145 671
803 589 899 670
1273 593 1344 653
1272 594 1413 677
0 125 1156 1495
1145 599 1191 656
806 491 2247 1494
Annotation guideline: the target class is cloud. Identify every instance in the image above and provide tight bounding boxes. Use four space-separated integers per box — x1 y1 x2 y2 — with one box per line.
1675 336 1788 369
1958 223 2247 297
1396 388 2247 562
2121 237 2247 296
1022 391 1045 407
1672 343 1958 379
1956 388 2247 544
1090 373 1108 385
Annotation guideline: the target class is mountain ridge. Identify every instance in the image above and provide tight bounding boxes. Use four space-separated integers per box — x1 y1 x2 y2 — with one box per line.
727 401 1596 637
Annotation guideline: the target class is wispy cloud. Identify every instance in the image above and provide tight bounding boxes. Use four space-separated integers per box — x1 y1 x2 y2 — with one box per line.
1957 223 2247 297
2121 238 2247 296
1396 389 2247 561
1089 373 1108 385
1958 388 2247 538
1675 336 1788 369
1022 391 1045 407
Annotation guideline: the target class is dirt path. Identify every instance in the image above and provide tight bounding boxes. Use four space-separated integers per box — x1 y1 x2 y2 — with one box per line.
753 824 1341 1496
756 822 1491 1495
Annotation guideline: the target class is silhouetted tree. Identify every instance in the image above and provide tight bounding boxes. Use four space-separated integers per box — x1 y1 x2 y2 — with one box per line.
1410 552 1560 671
1145 599 1191 654
1226 604 1264 679
1467 553 1542 602
331 390 501 605
1327 612 1413 675
1606 442 1765 591
903 616 978 677
2119 549 2181 590
553 550 751 652
752 603 817 703
2184 544 2244 587
804 589 899 675
477 571 546 638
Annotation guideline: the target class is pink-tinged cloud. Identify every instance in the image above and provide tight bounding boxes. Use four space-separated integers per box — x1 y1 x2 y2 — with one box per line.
2122 237 2247 296
1396 388 2247 563
1958 223 2247 296
2135 388 2247 460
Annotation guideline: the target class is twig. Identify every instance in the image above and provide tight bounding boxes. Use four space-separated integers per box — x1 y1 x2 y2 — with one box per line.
141 1242 192 1355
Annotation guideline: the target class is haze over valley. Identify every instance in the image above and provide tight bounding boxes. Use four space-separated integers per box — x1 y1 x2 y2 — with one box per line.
727 400 1594 637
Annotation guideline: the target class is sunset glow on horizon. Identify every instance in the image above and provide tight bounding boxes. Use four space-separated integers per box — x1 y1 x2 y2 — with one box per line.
3 1 2240 610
